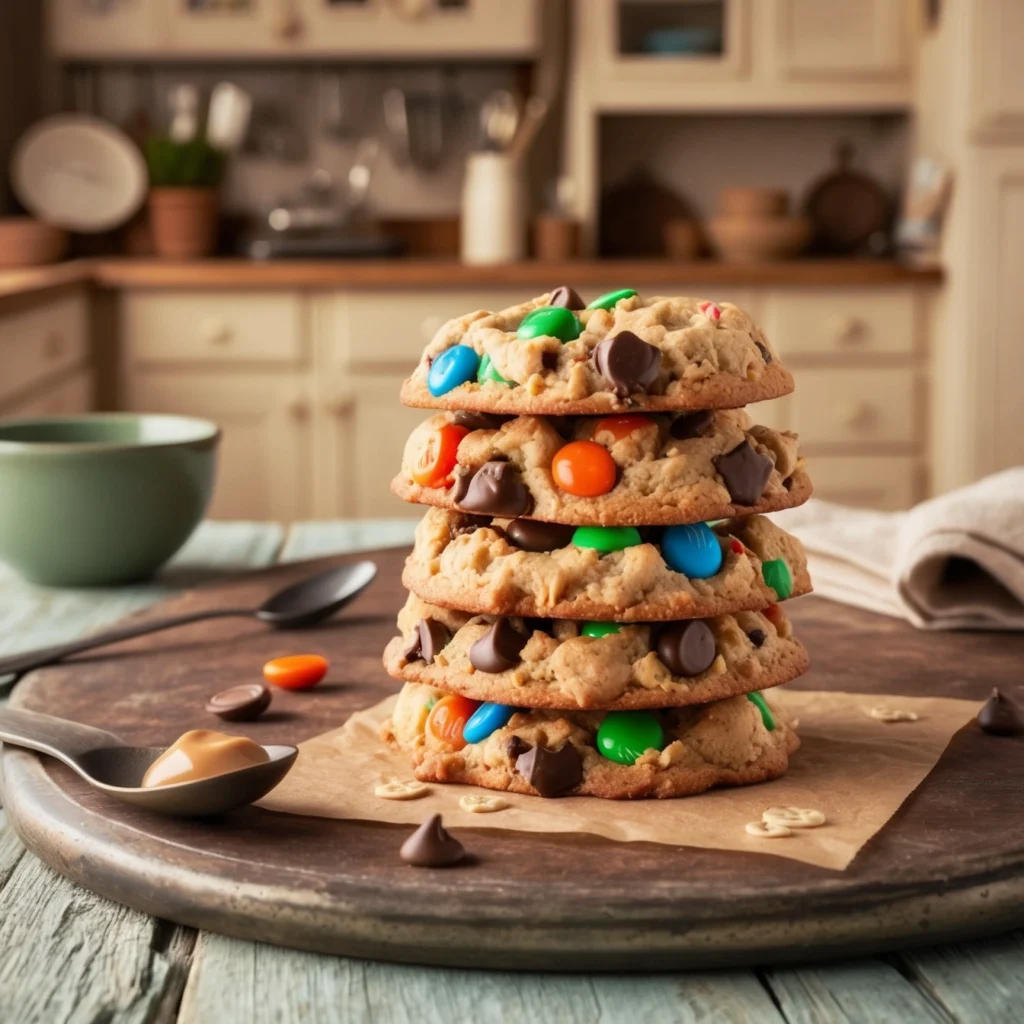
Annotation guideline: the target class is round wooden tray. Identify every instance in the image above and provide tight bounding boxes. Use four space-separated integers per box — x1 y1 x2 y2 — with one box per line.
3 548 1024 970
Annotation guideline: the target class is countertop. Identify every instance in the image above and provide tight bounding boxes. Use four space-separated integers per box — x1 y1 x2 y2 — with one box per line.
0 257 943 301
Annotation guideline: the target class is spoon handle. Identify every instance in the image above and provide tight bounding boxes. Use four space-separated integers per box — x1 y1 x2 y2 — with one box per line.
0 707 125 762
0 607 252 680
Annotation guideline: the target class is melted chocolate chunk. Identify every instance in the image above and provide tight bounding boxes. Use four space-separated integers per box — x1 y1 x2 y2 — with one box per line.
452 410 509 431
456 461 533 518
400 814 466 868
549 285 586 310
670 409 715 441
747 628 767 649
470 617 529 673
656 620 717 677
515 743 583 797
593 331 662 397
507 736 532 761
542 350 560 371
403 618 450 665
505 519 575 552
205 683 271 722
712 440 774 506
755 340 773 364
977 688 1024 736
449 513 494 539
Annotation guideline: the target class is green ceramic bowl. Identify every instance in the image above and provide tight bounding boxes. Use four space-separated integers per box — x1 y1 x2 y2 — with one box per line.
0 414 219 586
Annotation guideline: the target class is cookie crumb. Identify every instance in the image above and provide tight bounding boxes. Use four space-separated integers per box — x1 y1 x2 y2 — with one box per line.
870 705 919 723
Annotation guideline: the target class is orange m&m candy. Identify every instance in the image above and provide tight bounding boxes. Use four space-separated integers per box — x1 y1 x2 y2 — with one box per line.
425 694 481 751
551 440 617 497
411 423 469 488
263 654 328 691
594 414 654 442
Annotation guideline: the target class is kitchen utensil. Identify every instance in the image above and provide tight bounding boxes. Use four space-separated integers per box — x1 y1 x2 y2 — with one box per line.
508 96 548 162
706 215 811 263
0 218 68 267
268 168 345 233
719 187 788 218
318 71 365 142
0 560 377 680
382 88 411 169
405 91 446 172
479 89 519 151
168 83 199 143
0 708 297 817
460 151 525 264
206 82 252 153
346 137 380 213
11 115 147 232
804 143 891 254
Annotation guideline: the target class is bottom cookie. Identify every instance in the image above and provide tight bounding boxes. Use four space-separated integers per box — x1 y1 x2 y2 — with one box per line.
381 683 800 800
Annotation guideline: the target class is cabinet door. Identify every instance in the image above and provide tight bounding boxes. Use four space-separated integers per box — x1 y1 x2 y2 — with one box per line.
48 0 165 56
969 0 1024 140
163 0 302 55
775 0 908 80
129 372 313 521
0 371 92 419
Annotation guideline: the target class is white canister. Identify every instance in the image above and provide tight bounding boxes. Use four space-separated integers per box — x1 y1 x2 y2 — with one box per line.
460 152 526 265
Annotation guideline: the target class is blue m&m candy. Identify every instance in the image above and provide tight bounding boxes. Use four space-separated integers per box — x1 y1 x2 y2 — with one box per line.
428 345 479 397
661 523 723 579
462 701 518 744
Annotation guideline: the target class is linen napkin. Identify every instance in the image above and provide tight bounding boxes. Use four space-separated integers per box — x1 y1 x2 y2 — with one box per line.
774 468 1024 630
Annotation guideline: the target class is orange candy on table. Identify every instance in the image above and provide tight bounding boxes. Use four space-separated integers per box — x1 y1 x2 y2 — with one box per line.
425 694 481 751
411 423 469 488
263 654 329 691
594 414 655 442
551 440 617 497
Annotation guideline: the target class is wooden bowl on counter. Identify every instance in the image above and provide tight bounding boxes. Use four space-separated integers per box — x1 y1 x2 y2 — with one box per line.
718 187 789 218
706 215 811 263
662 218 704 260
0 218 68 268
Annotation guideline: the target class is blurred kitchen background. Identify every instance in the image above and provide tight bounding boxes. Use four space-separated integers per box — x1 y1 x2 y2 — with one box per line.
0 0 1018 520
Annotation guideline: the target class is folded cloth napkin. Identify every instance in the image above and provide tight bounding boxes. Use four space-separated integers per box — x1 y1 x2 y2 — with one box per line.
774 468 1024 630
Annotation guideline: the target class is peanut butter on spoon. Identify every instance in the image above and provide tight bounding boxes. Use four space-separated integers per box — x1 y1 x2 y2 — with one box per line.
142 729 269 788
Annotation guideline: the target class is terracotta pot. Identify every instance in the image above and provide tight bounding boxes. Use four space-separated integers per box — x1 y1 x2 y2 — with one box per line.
0 218 67 267
532 215 581 261
148 188 219 259
706 215 811 263
718 187 789 218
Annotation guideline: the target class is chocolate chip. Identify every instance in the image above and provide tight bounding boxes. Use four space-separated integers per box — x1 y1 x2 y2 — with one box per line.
507 736 532 760
400 814 466 867
756 340 773 364
670 410 715 441
593 331 662 397
505 519 575 552
515 743 583 797
452 410 508 431
456 461 533 518
542 350 560 371
748 629 766 649
977 688 1024 736
470 617 529 673
449 513 493 539
549 285 585 310
205 683 271 722
656 620 717 677
713 440 774 506
404 618 450 665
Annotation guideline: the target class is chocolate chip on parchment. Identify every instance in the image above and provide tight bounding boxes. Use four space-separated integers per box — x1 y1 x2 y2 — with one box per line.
515 743 583 797
452 410 509 431
505 519 575 552
470 617 529 673
670 409 715 441
456 461 533 518
507 736 532 761
747 629 767 649
755 341 773 364
205 683 271 722
400 814 466 867
593 331 661 397
977 688 1024 736
655 620 717 677
403 618 451 665
549 285 586 311
713 440 774 506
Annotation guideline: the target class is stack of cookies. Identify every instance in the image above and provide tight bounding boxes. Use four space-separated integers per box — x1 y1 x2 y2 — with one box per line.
382 287 813 800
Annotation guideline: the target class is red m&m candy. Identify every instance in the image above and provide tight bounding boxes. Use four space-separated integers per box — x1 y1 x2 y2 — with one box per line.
411 423 469 488
552 441 617 497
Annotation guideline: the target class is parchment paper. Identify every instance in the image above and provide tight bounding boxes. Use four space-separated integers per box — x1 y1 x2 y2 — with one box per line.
258 690 983 871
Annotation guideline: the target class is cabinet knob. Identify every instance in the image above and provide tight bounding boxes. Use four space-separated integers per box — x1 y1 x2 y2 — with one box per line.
839 400 877 430
830 315 870 347
288 399 311 422
327 397 355 419
201 319 233 347
43 331 66 360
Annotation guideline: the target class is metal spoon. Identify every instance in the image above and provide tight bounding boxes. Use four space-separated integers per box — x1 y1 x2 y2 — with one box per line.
0 561 378 681
0 708 297 817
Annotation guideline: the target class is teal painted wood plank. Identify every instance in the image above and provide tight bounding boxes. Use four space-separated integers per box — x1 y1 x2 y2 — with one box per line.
279 519 417 563
901 936 1024 1024
179 933 785 1024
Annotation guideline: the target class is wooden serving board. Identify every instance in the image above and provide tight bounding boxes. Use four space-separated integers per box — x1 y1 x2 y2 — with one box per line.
3 547 1024 971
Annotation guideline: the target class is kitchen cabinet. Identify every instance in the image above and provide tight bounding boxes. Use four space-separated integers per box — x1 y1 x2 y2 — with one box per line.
1 371 92 419
47 0 164 57
968 0 1024 141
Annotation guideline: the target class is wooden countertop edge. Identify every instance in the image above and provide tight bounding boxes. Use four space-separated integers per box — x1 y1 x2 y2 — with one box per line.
0 257 943 299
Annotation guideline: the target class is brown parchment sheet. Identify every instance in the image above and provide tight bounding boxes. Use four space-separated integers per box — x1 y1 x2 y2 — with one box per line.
258 689 983 870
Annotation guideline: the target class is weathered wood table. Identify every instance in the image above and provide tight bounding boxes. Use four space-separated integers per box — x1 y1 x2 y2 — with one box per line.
0 520 1020 1023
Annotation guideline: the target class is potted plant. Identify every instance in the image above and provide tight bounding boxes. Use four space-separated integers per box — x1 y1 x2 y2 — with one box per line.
145 137 225 259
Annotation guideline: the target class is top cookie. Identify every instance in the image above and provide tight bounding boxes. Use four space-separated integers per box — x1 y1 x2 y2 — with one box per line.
400 289 793 415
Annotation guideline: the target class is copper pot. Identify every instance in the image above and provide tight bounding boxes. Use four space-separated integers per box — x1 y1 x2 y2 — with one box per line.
148 188 219 259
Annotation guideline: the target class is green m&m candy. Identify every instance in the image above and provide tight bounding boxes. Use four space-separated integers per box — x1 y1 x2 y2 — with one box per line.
477 353 517 387
747 691 775 731
597 711 665 765
581 621 621 638
517 306 582 343
762 558 793 600
587 288 637 311
572 525 643 553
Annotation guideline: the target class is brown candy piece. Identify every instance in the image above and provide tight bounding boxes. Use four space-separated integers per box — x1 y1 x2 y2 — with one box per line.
755 340 773 364
656 620 717 677
747 628 767 649
977 688 1024 736
712 440 774 506
515 743 583 797
593 331 662 397
452 410 508 431
204 683 271 722
505 519 575 552
670 409 715 441
470 617 529 673
449 513 494 539
549 285 585 310
507 735 532 760
402 618 451 665
400 814 466 868
455 461 533 518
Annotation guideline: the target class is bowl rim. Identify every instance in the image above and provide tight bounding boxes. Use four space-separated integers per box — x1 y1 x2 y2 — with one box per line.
0 413 221 454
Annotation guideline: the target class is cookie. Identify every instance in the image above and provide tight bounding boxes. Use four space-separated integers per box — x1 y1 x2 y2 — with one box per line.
382 683 800 800
402 292 793 415
394 410 812 526
403 507 811 621
384 595 808 711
